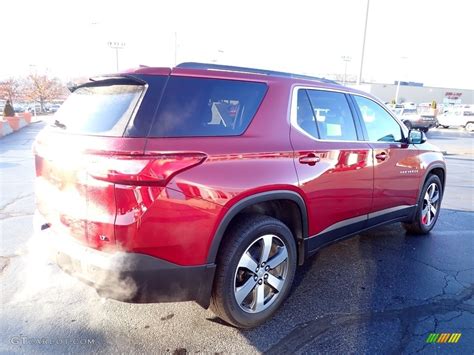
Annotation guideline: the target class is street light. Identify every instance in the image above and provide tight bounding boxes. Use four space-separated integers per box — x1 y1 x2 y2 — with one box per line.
107 41 126 72
357 0 370 86
341 56 352 85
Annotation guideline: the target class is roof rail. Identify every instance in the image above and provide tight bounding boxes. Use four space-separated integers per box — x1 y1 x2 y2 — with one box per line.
176 62 339 85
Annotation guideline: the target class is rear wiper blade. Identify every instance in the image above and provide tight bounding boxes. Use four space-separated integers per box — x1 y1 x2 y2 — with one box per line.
52 119 67 129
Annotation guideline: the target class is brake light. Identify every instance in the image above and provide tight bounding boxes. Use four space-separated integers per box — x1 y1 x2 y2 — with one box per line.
87 153 206 186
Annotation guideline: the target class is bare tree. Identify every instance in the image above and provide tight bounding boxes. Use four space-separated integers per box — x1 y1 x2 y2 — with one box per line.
23 74 68 112
0 78 21 103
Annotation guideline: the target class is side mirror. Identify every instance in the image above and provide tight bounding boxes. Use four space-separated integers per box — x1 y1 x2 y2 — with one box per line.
408 129 427 144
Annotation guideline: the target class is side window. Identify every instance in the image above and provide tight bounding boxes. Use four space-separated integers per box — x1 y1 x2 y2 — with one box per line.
296 89 318 139
306 90 358 141
149 77 267 137
353 96 403 142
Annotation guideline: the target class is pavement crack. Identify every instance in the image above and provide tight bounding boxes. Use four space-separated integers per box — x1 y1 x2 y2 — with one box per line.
0 193 34 212
0 255 19 275
265 284 474 354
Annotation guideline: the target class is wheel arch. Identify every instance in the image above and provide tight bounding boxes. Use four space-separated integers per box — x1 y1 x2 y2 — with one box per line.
424 163 446 189
417 162 446 203
206 190 308 265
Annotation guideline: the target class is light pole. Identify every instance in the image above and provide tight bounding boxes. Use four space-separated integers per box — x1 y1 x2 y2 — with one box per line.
341 56 352 85
357 0 370 86
107 41 126 72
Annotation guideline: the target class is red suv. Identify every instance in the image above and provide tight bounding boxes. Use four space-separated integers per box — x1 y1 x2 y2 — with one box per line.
34 63 446 328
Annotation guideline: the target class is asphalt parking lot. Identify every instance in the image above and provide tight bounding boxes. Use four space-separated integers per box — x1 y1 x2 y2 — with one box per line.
1 123 473 354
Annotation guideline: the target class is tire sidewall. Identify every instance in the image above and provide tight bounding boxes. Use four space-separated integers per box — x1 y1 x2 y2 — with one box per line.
221 219 297 328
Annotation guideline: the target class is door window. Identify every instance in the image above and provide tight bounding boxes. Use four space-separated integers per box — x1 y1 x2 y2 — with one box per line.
353 96 403 142
296 89 318 139
306 90 358 141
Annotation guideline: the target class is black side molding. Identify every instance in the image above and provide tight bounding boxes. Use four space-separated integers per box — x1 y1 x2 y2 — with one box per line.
304 205 416 258
206 190 308 263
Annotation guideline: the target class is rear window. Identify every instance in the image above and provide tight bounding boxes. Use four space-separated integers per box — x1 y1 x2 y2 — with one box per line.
52 79 144 136
149 77 267 137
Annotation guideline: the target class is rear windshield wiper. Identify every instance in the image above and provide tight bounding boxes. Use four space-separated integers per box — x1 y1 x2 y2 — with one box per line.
52 119 67 130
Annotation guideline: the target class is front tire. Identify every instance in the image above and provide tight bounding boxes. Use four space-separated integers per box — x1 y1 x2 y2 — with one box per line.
210 214 297 328
403 174 443 235
465 122 474 132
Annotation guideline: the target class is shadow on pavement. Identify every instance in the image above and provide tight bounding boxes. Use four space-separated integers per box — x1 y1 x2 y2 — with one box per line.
232 209 474 353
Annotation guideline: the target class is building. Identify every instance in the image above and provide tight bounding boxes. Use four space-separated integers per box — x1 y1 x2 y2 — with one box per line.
350 82 474 105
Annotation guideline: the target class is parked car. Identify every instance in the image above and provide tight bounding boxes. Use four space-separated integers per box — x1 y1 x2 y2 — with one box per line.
437 107 474 131
13 104 25 113
33 62 446 328
396 108 437 132
26 104 43 114
402 102 417 110
48 104 61 113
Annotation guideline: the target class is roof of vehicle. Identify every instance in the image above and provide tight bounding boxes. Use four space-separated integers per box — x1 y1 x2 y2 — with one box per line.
106 62 375 100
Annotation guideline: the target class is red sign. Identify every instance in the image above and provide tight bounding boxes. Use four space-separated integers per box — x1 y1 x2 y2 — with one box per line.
445 92 462 100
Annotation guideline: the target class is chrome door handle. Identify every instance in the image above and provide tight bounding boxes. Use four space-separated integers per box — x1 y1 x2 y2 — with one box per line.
299 154 320 166
375 152 388 161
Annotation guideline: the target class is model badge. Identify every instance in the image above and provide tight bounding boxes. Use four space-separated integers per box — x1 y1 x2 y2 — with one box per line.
400 169 419 174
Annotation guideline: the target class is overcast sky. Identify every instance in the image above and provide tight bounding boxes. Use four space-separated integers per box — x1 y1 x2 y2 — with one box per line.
1 0 473 89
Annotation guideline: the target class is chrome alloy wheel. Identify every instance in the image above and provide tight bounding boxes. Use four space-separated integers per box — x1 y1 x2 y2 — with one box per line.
233 234 289 313
421 182 440 226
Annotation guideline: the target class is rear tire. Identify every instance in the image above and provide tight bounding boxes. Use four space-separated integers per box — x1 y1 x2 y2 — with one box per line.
465 122 474 132
403 174 443 235
210 214 297 328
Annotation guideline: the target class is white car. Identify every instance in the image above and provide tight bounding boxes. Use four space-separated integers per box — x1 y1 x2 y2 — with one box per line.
438 107 474 131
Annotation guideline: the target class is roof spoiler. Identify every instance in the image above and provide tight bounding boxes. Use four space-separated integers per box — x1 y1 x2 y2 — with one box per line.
67 75 147 92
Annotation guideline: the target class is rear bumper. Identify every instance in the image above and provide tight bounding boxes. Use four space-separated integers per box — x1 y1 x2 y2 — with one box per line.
34 212 216 308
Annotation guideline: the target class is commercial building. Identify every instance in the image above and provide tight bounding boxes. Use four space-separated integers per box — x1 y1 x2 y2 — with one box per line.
351 82 474 105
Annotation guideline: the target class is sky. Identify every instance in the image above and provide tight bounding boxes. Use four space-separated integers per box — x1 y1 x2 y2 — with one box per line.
0 0 473 89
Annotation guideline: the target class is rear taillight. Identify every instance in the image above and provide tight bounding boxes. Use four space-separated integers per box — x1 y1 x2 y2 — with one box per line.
87 153 206 186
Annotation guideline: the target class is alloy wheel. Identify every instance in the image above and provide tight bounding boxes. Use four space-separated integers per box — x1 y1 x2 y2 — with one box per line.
421 182 440 226
233 234 289 313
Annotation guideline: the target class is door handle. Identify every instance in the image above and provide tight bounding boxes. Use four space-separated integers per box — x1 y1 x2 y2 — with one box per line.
299 154 320 166
375 152 388 161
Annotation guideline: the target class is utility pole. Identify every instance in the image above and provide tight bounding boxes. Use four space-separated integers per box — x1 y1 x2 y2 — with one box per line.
107 41 126 72
341 56 352 85
357 0 370 86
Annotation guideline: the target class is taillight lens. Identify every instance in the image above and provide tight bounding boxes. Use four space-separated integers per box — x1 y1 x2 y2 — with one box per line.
87 153 206 186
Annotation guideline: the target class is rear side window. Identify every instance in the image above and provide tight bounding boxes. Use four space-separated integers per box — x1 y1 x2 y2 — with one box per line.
306 90 358 141
149 77 267 137
53 79 144 136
